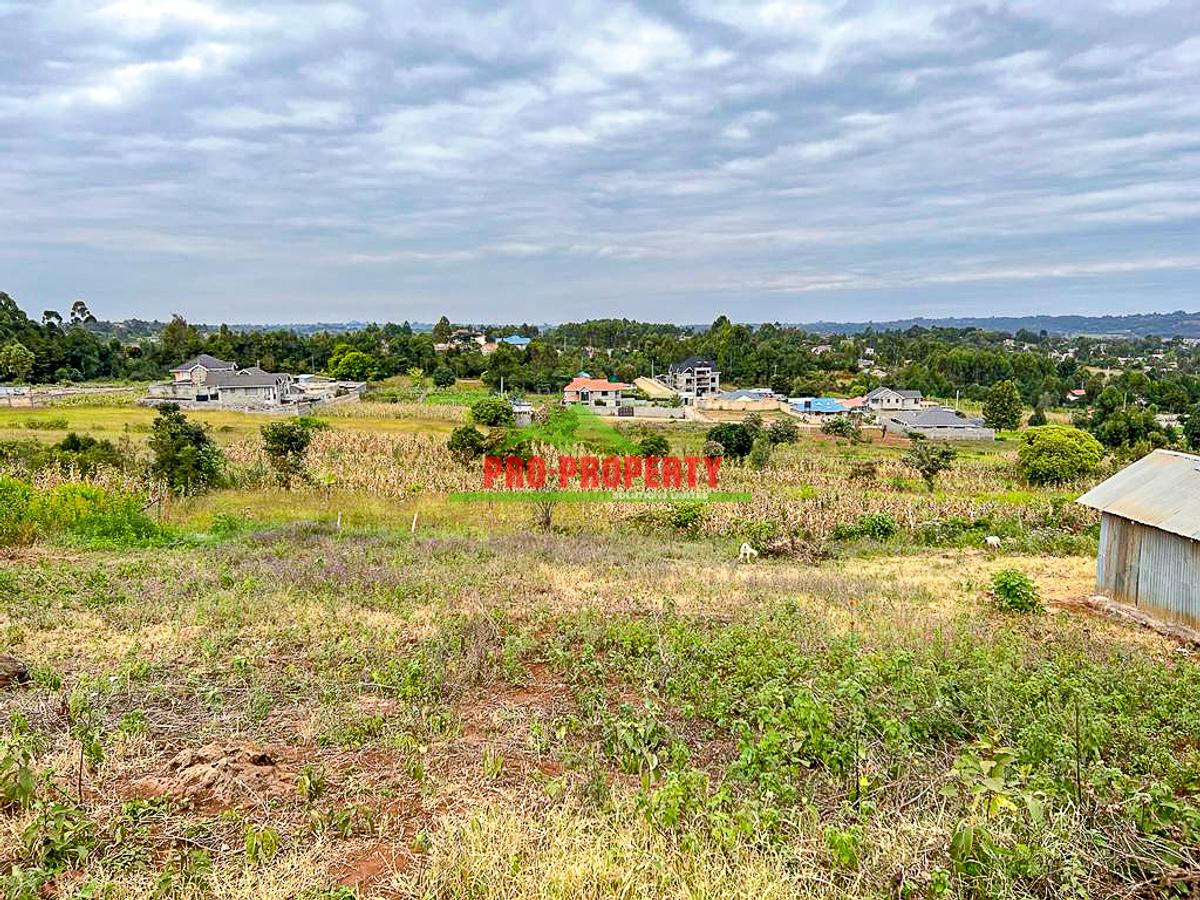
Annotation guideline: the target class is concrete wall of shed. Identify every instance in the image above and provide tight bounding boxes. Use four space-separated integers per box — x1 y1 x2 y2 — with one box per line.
1097 512 1200 630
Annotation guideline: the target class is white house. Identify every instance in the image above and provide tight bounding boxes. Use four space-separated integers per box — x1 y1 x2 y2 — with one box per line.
660 356 720 405
563 376 631 407
863 386 923 412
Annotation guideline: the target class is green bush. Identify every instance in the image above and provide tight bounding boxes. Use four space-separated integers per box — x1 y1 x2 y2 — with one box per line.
637 434 670 457
1017 426 1105 485
833 512 898 541
0 479 165 548
29 484 162 546
447 425 486 462
705 423 752 460
766 418 798 444
0 478 35 546
989 568 1043 613
470 396 515 427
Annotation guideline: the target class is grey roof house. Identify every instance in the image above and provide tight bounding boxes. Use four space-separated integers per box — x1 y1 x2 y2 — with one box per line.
660 356 720 405
882 407 995 441
205 367 291 404
170 354 235 384
863 386 923 411
1077 449 1200 630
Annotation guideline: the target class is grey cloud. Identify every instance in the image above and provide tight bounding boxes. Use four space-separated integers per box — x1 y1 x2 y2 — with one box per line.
0 0 1197 323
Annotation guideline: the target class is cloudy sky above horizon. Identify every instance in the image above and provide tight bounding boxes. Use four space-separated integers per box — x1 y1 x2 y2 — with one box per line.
1 0 1198 325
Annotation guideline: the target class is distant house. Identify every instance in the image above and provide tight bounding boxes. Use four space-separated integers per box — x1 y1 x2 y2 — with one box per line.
719 388 776 402
660 356 720 405
882 407 994 441
498 335 531 348
789 397 849 416
563 376 632 407
863 386 923 412
1077 449 1200 631
205 367 291 405
171 354 235 384
811 344 833 355
0 385 31 408
1065 389 1088 403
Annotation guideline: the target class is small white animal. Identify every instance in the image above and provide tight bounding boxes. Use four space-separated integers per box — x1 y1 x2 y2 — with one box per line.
984 535 1002 550
738 542 759 561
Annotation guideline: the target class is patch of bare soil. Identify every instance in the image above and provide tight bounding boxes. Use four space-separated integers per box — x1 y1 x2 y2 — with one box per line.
129 741 295 810
332 838 414 893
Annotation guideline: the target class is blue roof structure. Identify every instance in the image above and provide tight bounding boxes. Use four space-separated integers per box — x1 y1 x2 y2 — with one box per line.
499 334 531 346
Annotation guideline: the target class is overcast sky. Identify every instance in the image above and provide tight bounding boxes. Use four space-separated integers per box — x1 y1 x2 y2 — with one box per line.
1 1 1198 325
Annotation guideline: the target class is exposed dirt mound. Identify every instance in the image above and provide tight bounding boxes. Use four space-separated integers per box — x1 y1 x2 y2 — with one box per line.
131 742 295 809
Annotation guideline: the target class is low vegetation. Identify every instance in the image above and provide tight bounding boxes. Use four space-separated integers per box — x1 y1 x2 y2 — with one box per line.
0 390 1195 898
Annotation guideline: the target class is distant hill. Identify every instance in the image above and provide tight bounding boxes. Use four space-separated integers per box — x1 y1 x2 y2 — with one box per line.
792 310 1200 338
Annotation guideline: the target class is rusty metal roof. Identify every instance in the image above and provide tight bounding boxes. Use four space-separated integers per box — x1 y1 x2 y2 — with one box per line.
1076 449 1200 541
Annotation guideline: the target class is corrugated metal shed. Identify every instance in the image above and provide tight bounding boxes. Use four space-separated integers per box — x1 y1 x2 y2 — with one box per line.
1077 449 1200 541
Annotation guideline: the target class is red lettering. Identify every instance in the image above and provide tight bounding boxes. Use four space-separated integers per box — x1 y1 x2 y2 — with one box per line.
483 455 503 488
504 456 525 488
684 456 699 488
661 456 682 488
622 455 642 488
558 456 578 487
703 456 722 488
526 457 546 488
601 456 622 488
580 456 600 489
645 456 661 488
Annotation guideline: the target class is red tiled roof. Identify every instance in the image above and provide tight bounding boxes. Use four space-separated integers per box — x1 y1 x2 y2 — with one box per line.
564 377 632 393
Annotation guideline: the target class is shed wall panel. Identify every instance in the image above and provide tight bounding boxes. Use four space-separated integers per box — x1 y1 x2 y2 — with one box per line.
1097 513 1200 629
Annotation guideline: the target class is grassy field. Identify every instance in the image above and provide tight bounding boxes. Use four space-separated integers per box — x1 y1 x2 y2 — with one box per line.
1 397 1197 898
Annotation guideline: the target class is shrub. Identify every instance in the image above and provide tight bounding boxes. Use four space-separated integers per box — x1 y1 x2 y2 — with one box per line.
821 416 860 441
1027 406 1047 427
903 442 956 491
848 460 878 482
833 512 898 541
748 434 772 469
701 439 723 459
448 425 486 463
705 424 752 460
0 478 35 546
432 366 455 388
1017 425 1104 485
261 419 322 488
741 413 763 440
989 568 1043 613
470 396 515 427
638 434 670 457
766 418 798 444
24 418 68 431
148 404 222 495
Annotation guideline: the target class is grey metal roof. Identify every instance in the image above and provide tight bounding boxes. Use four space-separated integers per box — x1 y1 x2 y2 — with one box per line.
669 355 716 373
889 407 982 428
1076 449 1200 541
864 386 922 400
207 367 286 388
171 354 234 372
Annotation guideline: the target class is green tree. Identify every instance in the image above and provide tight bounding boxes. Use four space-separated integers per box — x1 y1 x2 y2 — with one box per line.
903 442 957 491
705 423 753 460
328 349 376 381
982 379 1023 431
148 404 222 495
1017 425 1105 485
1185 404 1200 451
748 434 772 469
637 433 670 457
260 418 325 488
433 316 453 343
1027 405 1047 427
766 417 798 444
448 425 486 463
433 366 455 388
821 415 860 442
742 413 763 440
0 341 34 383
470 396 515 427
